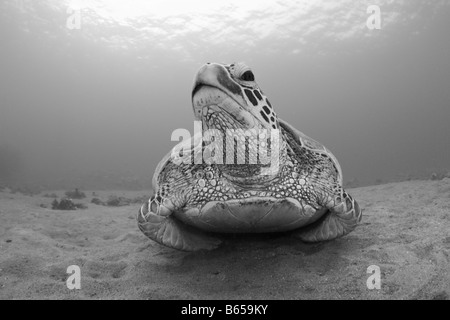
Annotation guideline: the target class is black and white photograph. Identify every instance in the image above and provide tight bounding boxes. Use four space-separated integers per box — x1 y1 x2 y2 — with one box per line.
0 0 449 303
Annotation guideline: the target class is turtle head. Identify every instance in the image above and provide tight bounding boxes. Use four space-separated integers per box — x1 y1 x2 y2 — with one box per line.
191 62 285 185
192 62 279 132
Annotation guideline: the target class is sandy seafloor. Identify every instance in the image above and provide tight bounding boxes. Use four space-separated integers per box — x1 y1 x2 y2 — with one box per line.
0 179 449 300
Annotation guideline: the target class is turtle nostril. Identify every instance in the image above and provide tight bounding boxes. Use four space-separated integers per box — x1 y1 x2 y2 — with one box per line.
241 70 255 81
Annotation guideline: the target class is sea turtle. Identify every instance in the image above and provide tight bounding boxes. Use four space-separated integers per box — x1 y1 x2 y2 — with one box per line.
137 62 362 251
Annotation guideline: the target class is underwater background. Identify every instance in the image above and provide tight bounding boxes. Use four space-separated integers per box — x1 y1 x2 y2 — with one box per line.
1 0 449 190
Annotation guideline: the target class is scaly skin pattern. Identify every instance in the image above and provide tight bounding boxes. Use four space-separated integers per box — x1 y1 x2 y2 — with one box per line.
137 62 362 251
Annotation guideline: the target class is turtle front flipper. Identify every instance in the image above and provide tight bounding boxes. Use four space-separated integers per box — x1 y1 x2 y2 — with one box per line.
293 192 362 242
137 195 222 251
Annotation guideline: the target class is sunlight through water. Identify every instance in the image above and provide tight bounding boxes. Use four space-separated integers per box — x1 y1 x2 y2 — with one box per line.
63 0 402 59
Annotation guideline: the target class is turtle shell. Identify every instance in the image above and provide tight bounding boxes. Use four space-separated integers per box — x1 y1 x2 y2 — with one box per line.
278 118 343 185
175 196 327 233
149 118 342 234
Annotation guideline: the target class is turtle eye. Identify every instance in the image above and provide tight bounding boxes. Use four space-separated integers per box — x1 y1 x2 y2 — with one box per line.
240 70 255 81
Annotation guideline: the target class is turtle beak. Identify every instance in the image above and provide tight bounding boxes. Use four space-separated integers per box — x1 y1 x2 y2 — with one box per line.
191 63 247 107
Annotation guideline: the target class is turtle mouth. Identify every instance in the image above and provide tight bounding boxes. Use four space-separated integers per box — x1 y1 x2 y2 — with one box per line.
192 85 255 129
191 82 206 98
